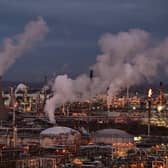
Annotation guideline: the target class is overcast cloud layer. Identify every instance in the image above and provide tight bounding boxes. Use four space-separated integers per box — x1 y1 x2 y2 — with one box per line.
0 0 168 82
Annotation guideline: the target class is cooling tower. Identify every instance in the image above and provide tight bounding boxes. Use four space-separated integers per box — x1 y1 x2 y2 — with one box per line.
0 77 9 120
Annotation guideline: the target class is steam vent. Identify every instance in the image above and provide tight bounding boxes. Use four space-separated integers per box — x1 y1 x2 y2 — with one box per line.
0 78 8 120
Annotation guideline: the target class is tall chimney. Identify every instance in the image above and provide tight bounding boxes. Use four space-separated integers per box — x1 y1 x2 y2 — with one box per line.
159 81 164 106
147 88 152 136
36 93 45 117
0 76 8 120
44 75 48 85
126 85 129 100
9 87 16 109
13 126 17 147
89 69 94 80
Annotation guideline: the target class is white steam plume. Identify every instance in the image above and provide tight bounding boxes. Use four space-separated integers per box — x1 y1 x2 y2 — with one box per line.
0 17 49 76
15 83 28 93
45 29 168 123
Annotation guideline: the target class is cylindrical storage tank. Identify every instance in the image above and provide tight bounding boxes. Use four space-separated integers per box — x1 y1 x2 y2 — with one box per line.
94 129 133 145
40 126 81 153
93 129 134 157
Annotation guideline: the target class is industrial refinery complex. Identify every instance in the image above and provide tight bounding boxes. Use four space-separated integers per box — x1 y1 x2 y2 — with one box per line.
0 5 168 167
0 79 168 168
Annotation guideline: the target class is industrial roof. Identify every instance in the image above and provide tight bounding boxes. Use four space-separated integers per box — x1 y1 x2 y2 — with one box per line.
40 126 79 136
95 129 133 138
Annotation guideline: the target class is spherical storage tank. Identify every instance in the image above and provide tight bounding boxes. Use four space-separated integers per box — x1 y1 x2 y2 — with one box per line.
40 126 81 148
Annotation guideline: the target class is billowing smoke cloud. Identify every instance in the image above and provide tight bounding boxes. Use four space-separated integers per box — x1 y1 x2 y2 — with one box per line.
45 29 168 123
0 17 49 76
15 83 28 93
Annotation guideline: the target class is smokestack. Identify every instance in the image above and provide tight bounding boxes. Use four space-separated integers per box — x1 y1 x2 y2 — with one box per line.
36 94 40 116
44 75 48 85
126 86 129 99
9 87 16 109
0 76 9 120
147 88 152 136
13 126 17 148
159 81 164 106
22 87 28 103
6 128 10 147
36 93 46 117
66 105 70 116
89 69 94 80
62 104 65 115
126 85 129 107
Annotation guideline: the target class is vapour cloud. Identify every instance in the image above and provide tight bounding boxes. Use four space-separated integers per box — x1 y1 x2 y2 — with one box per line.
45 29 168 123
0 17 49 76
15 83 28 93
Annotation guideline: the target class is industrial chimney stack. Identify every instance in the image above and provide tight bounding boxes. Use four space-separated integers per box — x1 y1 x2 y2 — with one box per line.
89 69 94 80
0 76 9 120
9 87 16 110
159 81 164 106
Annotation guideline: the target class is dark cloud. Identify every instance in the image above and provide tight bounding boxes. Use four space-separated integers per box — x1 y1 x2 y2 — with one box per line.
0 0 168 82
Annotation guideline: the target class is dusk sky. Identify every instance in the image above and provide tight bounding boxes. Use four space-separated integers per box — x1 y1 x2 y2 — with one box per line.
0 0 168 82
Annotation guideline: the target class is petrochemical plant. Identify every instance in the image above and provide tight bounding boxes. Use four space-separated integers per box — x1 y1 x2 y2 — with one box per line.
1 79 168 168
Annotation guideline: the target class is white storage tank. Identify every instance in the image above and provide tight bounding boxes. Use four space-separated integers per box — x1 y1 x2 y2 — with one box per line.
93 129 134 157
40 126 81 148
94 129 134 145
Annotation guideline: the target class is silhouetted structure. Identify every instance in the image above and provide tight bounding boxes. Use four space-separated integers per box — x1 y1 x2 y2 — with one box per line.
159 81 164 106
0 76 9 120
90 69 94 80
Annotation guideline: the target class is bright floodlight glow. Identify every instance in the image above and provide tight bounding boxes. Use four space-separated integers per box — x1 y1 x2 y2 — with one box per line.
134 136 142 141
157 105 164 112
148 88 152 98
